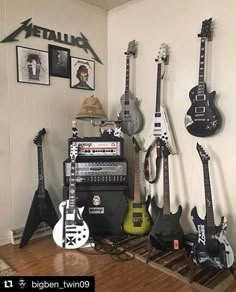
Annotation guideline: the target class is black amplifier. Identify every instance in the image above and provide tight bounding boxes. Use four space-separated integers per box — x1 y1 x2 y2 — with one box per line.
68 136 124 159
62 185 128 236
63 159 128 185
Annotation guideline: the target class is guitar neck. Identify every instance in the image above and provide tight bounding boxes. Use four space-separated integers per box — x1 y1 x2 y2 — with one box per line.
134 151 141 203
124 55 130 102
155 63 162 112
203 163 215 226
37 145 45 195
68 158 77 210
197 38 206 95
163 156 170 215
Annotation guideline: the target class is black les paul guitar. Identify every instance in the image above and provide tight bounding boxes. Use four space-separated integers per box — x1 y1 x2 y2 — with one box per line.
185 18 221 137
191 144 234 269
149 141 184 250
20 129 58 248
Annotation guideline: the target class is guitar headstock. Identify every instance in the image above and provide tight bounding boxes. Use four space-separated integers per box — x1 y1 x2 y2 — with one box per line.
125 40 136 58
196 143 210 163
161 139 171 158
198 18 212 40
70 143 78 160
155 43 168 64
33 128 46 145
132 136 141 153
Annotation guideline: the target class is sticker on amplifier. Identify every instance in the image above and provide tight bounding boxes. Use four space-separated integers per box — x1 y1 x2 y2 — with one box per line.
88 207 104 214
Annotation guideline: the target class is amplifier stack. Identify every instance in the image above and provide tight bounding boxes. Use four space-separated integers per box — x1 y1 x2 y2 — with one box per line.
63 136 128 236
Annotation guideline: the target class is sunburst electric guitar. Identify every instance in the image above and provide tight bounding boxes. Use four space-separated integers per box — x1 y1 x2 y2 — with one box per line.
53 143 89 249
122 137 152 235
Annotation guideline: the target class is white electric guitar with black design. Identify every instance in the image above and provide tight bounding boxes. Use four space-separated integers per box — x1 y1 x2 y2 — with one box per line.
143 44 177 154
53 143 89 249
191 143 234 269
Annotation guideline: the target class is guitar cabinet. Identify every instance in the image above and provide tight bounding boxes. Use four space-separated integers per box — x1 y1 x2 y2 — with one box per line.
63 184 128 237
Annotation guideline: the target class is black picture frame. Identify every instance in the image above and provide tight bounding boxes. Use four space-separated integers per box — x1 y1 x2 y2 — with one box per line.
70 57 95 90
16 46 50 85
48 45 70 78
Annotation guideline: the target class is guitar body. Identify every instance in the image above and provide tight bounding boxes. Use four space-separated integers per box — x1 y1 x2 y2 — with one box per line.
20 189 58 248
53 200 89 249
185 84 221 137
191 206 234 269
122 198 152 235
149 205 184 250
144 106 177 153
119 91 143 135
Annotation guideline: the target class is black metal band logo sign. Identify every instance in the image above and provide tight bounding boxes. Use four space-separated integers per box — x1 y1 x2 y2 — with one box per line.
0 18 103 64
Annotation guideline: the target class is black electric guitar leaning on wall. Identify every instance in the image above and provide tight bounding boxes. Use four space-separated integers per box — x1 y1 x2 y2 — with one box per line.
185 18 222 137
149 141 184 250
191 144 234 269
20 128 58 248
119 40 144 135
122 137 152 235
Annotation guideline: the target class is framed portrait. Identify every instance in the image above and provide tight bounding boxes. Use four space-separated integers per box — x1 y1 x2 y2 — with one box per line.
48 45 70 78
16 46 50 85
70 57 95 90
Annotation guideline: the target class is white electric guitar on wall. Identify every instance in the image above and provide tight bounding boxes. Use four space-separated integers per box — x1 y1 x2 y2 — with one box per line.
53 143 89 249
143 44 177 154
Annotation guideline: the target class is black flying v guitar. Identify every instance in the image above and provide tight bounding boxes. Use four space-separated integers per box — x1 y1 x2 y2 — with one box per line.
149 141 184 250
191 144 234 269
119 40 143 135
185 18 222 137
20 128 58 248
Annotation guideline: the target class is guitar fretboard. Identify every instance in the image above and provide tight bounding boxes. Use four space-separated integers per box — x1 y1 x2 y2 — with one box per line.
198 38 206 95
124 55 130 103
203 163 215 226
37 145 45 196
155 63 162 112
69 158 76 210
134 151 141 203
163 157 170 215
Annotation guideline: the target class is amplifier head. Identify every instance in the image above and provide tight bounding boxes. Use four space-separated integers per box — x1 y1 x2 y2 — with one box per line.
68 137 124 158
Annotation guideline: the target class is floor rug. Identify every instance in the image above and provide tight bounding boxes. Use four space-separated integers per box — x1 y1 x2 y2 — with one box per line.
0 259 15 276
115 236 235 292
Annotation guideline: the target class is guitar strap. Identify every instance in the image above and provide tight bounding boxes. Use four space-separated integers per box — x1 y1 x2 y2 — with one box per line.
144 138 162 184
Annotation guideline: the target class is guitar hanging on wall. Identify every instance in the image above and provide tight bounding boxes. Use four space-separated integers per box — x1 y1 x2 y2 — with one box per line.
143 43 177 154
185 18 222 137
119 40 144 136
53 143 90 249
122 137 152 235
191 144 234 269
149 140 184 250
20 128 58 248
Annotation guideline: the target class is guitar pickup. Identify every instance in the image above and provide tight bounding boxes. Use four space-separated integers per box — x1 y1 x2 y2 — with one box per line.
124 110 129 114
155 113 161 117
154 123 161 127
195 107 205 113
195 95 206 101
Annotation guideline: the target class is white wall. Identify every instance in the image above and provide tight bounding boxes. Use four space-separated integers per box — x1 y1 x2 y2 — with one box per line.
108 0 236 252
0 0 107 245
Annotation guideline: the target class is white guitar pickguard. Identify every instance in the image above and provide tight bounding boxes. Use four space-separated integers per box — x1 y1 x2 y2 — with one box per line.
144 106 177 154
53 200 90 249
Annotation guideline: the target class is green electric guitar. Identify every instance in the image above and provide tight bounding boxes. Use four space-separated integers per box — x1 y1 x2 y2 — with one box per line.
123 137 152 235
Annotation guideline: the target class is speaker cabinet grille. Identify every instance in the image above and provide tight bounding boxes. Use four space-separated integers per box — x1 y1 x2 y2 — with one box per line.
63 185 128 237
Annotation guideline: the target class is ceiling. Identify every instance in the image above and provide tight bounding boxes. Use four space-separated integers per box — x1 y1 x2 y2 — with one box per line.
81 0 133 11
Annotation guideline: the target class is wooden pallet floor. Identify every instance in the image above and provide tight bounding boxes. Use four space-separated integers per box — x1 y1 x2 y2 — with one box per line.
114 236 236 292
